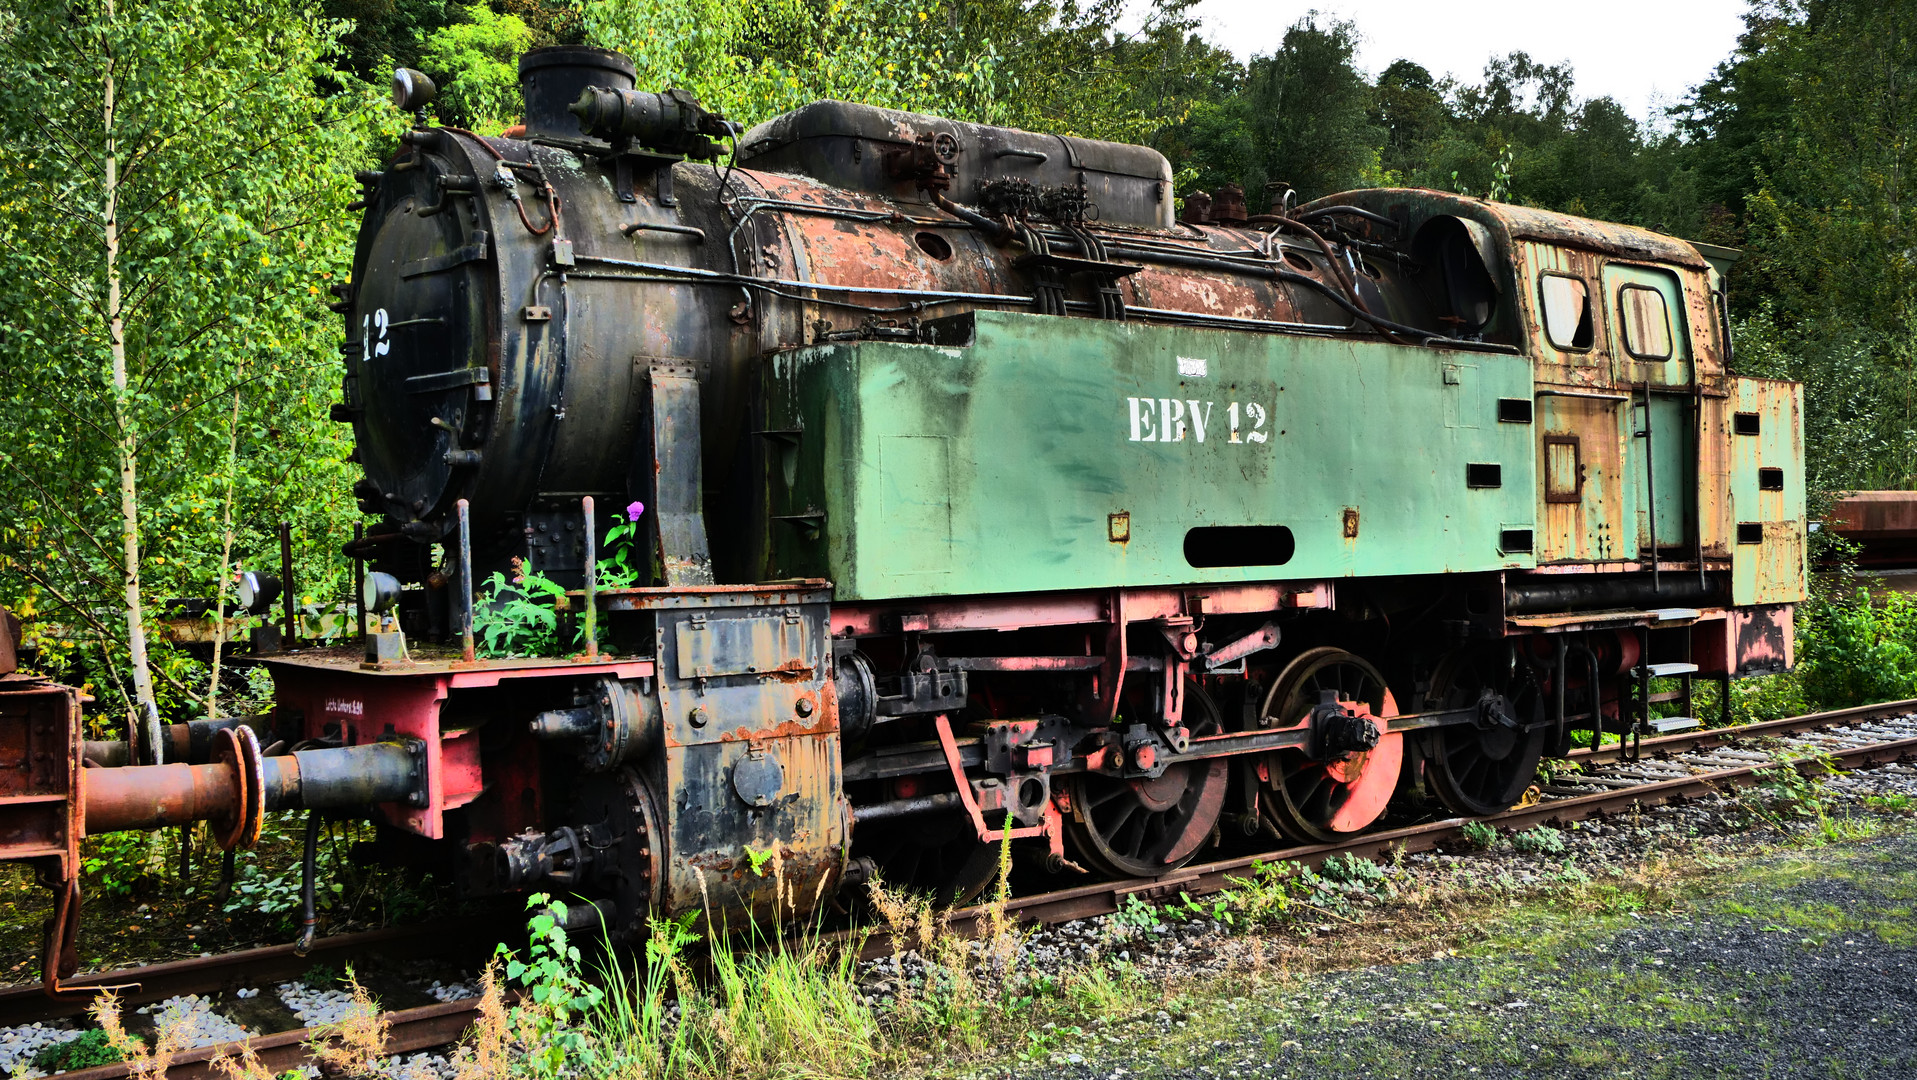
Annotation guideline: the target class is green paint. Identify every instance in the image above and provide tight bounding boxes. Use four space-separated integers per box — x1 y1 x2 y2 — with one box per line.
1730 377 1808 606
766 311 1536 601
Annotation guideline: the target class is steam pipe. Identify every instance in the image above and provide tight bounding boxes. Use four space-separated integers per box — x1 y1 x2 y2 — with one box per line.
458 499 475 663
852 792 964 823
1295 204 1402 233
582 495 597 659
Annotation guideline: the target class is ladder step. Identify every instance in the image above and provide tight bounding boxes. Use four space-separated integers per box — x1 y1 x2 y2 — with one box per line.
1639 662 1699 677
1648 608 1702 623
1649 716 1702 733
1647 690 1687 704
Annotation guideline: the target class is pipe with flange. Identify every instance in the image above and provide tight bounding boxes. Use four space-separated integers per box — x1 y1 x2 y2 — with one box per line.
81 736 419 842
83 715 270 767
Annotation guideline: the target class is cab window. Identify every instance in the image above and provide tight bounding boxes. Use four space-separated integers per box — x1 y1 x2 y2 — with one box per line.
1539 274 1594 350
1618 284 1672 359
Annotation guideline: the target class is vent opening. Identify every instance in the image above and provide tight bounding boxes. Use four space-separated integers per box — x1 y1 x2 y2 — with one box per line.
1500 529 1534 554
1466 462 1503 488
1758 467 1784 491
915 232 953 260
1733 412 1761 436
1497 398 1533 424
1184 525 1295 568
1737 522 1763 545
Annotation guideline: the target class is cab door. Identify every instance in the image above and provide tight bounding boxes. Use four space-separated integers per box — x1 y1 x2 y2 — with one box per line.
1604 264 1695 558
1525 244 1627 564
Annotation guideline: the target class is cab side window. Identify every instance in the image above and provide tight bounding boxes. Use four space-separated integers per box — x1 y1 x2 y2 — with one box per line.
1617 284 1672 360
1538 273 1594 350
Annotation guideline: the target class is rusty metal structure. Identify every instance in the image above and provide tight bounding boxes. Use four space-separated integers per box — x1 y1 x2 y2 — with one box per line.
2 46 1808 986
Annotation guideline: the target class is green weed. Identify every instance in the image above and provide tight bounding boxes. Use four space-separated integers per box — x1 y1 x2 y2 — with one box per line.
1511 826 1567 855
1215 860 1301 924
81 830 164 897
31 1029 123 1072
472 566 571 658
1459 820 1499 850
1111 893 1161 930
1536 757 1582 786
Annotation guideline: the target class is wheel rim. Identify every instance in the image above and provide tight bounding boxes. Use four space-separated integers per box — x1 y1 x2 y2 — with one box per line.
1419 647 1548 817
1256 648 1404 843
1067 682 1230 878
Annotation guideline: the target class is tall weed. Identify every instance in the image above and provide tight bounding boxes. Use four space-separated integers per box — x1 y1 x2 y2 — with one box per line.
1797 589 1917 708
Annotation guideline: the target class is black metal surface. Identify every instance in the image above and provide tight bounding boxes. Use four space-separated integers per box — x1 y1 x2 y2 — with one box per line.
1505 572 1729 614
638 365 715 586
262 743 418 811
735 100 1175 230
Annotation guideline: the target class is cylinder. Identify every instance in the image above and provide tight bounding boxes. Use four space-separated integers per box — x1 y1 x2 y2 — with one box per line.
851 791 963 824
84 716 268 768
1504 573 1728 615
530 706 597 739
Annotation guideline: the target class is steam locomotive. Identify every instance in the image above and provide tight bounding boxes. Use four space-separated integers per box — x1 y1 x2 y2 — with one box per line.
0 45 1805 985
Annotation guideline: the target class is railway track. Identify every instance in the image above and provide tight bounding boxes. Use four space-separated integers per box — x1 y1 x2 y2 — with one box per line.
15 697 1917 1080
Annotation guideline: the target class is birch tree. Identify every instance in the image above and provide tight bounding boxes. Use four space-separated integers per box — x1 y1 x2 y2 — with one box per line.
0 1 389 724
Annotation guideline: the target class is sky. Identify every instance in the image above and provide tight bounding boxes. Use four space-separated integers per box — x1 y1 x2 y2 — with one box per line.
1178 0 1751 123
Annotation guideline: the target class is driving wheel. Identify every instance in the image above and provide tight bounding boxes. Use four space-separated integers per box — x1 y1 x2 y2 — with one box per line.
858 808 1001 907
1418 645 1548 816
1256 647 1404 843
1066 681 1230 878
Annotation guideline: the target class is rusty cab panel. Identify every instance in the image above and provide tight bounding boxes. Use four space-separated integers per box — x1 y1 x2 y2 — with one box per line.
1518 237 1727 570
1729 377 1807 607
1521 241 1630 563
1602 261 1711 561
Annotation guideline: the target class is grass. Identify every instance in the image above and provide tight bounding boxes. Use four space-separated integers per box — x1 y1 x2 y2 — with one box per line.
32 777 1917 1080
998 821 1917 1080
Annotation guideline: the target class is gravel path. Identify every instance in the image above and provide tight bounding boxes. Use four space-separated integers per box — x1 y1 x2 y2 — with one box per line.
986 829 1917 1080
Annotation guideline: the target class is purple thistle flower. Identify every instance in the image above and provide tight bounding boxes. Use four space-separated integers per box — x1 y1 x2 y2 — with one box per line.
626 500 645 521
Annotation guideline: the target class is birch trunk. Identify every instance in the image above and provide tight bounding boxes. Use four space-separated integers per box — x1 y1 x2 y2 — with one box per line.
206 387 242 718
102 2 159 753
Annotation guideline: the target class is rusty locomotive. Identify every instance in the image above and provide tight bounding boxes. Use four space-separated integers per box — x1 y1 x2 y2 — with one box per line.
1 45 1805 985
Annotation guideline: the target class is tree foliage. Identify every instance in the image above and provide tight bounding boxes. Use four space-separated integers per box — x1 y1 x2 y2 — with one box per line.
2 0 1914 711
0 0 392 719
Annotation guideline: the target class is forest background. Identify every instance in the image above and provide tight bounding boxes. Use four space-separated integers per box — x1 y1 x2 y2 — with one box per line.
0 0 1911 729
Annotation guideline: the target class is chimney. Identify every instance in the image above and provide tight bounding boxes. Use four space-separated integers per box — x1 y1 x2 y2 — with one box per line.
518 47 636 140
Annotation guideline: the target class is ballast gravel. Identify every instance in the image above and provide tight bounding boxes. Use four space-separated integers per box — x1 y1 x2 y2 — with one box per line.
277 980 376 1027
0 1021 75 1077
992 837 1917 1079
421 977 481 1002
135 993 254 1047
854 765 1917 1005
